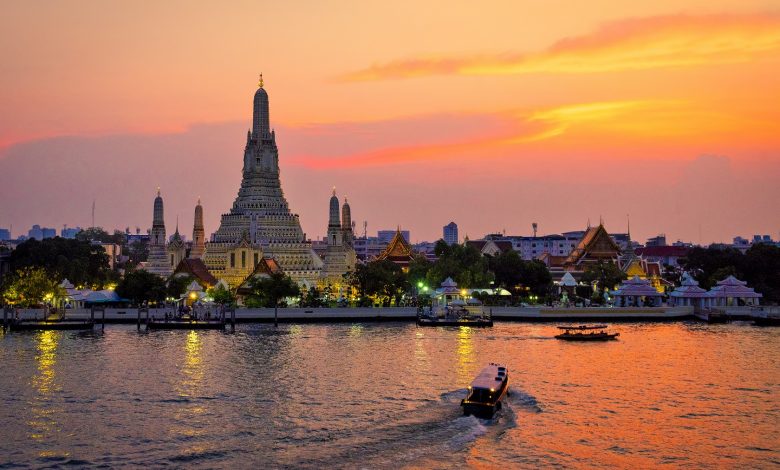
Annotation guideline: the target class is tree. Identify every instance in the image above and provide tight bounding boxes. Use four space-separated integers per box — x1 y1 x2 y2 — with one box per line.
76 227 125 245
126 239 149 267
346 259 409 306
681 244 780 303
425 243 493 289
300 286 324 307
518 259 554 297
581 261 627 301
167 274 195 299
207 284 235 306
488 250 524 289
407 254 432 289
1 267 63 307
8 237 114 288
115 269 167 305
248 272 300 326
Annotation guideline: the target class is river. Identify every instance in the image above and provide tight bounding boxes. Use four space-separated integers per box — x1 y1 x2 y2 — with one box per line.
0 322 777 468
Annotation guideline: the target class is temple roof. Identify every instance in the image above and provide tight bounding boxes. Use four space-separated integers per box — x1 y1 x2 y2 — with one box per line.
236 257 284 295
377 228 413 262
564 224 621 267
708 275 762 298
559 272 577 287
174 258 218 287
670 273 708 298
613 276 662 297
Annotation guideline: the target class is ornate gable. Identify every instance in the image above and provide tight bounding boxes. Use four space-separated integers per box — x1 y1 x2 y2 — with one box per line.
564 224 621 268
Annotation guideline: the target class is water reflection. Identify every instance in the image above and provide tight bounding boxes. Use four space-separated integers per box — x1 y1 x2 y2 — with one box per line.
456 327 475 385
414 331 429 369
172 330 207 447
181 330 203 393
28 331 67 458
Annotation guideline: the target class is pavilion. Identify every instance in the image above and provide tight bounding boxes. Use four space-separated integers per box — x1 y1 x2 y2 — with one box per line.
612 276 664 307
669 273 708 308
704 275 762 307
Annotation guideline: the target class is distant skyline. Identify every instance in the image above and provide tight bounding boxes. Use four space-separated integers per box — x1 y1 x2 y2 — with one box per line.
1 1 778 244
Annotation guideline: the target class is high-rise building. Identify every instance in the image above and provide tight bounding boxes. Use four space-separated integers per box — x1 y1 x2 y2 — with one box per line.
202 77 323 286
27 225 56 240
145 188 172 277
0 228 10 241
378 230 410 244
443 222 458 245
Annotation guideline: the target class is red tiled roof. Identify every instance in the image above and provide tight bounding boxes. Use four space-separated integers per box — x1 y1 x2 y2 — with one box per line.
635 246 691 258
174 258 218 286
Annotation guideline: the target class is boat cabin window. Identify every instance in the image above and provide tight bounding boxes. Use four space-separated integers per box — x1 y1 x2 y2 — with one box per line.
468 388 493 402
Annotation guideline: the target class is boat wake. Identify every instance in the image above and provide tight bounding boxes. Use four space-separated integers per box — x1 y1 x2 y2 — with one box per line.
280 389 519 469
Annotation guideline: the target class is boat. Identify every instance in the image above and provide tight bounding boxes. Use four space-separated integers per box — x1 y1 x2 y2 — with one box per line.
555 324 619 341
461 363 509 419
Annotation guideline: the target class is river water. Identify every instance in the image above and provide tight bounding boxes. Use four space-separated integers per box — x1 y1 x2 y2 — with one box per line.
0 322 777 468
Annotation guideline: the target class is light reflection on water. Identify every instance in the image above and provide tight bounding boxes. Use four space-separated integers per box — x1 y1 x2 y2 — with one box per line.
0 322 777 468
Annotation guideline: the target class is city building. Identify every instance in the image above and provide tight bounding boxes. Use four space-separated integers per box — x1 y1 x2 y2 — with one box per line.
443 222 458 245
378 230 410 244
202 77 323 286
353 235 390 262
61 226 81 239
144 188 172 277
0 228 10 241
27 225 56 240
646 234 667 247
94 241 122 270
634 246 691 268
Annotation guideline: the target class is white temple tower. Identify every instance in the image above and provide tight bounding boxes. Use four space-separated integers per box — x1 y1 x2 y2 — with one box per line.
203 76 323 286
190 198 205 259
145 188 172 277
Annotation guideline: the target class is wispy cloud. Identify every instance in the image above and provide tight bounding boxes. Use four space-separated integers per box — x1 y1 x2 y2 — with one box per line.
341 13 780 81
289 100 683 168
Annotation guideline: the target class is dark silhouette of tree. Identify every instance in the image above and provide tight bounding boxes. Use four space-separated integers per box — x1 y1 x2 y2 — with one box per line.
248 272 300 326
115 269 166 305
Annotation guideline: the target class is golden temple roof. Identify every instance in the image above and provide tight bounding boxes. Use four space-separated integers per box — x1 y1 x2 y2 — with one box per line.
563 224 621 267
377 228 413 261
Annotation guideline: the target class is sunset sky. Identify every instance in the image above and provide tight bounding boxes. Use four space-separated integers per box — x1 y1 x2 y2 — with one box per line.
1 0 779 244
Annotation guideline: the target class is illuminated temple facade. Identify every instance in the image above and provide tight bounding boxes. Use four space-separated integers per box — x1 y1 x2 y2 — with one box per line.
320 189 357 288
202 77 323 287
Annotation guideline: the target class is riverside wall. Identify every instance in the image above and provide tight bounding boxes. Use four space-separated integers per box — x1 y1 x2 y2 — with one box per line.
5 305 695 324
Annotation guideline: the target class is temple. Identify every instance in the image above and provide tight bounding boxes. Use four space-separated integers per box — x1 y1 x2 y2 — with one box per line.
190 198 205 259
202 77 323 287
320 189 357 289
563 223 622 271
144 188 172 277
376 228 415 271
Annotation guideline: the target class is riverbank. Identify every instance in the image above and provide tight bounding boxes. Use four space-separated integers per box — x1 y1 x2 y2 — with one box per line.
3 305 702 324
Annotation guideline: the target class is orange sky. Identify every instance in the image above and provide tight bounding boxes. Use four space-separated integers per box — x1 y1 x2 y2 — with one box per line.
1 1 779 243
